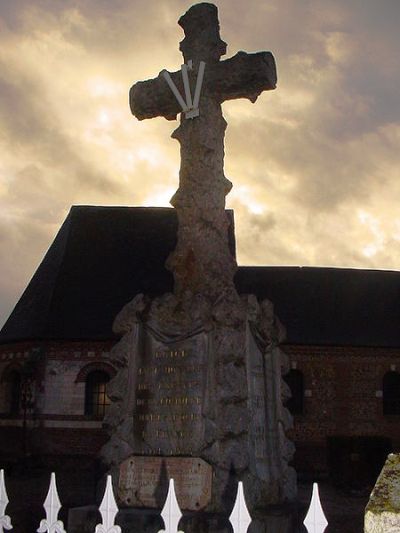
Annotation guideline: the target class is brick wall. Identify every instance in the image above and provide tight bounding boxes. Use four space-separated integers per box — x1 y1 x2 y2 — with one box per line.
0 340 115 462
0 340 115 416
284 344 400 477
1 339 400 483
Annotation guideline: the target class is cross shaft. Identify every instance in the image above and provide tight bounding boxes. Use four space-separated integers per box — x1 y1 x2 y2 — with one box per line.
130 3 277 302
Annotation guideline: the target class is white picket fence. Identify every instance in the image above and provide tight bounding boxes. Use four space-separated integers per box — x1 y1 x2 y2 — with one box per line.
0 469 328 533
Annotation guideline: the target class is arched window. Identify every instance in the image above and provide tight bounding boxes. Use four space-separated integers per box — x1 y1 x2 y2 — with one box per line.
4 370 22 415
383 371 400 415
283 369 304 415
84 370 111 417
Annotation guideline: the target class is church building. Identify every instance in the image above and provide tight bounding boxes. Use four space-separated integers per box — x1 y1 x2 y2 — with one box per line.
1 205 400 489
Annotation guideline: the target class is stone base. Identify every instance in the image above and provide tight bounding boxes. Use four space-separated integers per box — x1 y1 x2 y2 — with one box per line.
365 453 400 533
68 506 164 533
68 504 302 533
68 506 100 533
103 292 296 513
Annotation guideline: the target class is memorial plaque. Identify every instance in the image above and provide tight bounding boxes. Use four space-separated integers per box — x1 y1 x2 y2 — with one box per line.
118 456 212 510
131 328 210 457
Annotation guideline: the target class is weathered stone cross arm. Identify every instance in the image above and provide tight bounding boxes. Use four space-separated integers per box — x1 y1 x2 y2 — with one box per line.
130 50 277 121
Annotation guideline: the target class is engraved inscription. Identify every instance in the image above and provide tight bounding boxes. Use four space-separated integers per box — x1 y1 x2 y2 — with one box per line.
247 330 269 477
119 456 212 510
132 331 208 456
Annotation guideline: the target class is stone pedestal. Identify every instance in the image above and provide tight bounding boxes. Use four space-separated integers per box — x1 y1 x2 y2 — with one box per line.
68 506 163 533
67 506 100 533
365 453 400 533
101 292 296 516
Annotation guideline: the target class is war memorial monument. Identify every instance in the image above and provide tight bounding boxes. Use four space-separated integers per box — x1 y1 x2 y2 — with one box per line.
101 3 296 531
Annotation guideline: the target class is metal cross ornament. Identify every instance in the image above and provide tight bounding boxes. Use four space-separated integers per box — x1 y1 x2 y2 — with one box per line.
163 60 206 119
130 3 277 300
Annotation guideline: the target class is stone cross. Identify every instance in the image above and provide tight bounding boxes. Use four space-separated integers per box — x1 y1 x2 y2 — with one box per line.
130 3 276 303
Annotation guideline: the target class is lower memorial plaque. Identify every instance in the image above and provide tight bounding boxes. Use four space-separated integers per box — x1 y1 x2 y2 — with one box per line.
118 456 212 511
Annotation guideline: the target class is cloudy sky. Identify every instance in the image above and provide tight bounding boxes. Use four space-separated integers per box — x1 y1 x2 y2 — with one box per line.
0 0 399 327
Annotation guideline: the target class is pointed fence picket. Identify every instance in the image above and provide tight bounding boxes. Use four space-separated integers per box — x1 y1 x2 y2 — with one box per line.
229 481 252 533
303 482 328 533
95 475 121 533
37 472 66 533
158 479 183 533
0 468 327 533
0 470 12 533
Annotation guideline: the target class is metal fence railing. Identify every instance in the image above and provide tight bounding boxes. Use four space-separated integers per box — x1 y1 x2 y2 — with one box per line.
0 469 328 533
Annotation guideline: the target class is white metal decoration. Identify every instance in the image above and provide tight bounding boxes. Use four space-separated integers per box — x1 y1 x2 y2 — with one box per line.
229 481 252 533
95 475 121 533
0 470 12 533
158 478 184 533
303 483 328 533
163 60 206 119
37 472 66 533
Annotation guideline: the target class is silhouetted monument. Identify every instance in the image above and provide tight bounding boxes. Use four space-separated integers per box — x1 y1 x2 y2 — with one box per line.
102 2 296 529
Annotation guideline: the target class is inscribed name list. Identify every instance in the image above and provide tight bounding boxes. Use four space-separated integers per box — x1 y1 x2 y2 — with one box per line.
133 328 209 456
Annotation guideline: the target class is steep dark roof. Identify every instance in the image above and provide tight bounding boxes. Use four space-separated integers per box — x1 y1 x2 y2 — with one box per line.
1 206 400 347
0 206 234 343
235 266 400 348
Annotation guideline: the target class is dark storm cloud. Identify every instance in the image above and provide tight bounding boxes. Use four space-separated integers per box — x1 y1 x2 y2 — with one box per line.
224 0 400 217
0 64 121 195
0 209 61 328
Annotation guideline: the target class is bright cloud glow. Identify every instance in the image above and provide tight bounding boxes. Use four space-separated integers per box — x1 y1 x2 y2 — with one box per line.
88 78 122 97
98 110 111 125
249 203 265 215
137 145 164 167
143 187 175 207
363 244 378 258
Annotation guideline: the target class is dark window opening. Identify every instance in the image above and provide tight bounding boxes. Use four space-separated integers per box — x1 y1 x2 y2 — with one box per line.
283 369 304 415
328 436 392 489
85 370 111 417
4 370 22 415
383 371 400 415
